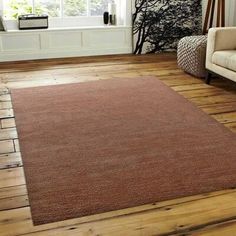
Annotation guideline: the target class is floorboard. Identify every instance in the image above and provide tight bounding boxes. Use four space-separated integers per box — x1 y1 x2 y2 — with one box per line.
0 53 235 235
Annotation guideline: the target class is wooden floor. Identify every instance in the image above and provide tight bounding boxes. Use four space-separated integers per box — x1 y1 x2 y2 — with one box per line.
0 53 236 236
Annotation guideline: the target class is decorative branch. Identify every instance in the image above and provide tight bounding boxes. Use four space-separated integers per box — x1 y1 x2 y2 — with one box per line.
133 0 202 54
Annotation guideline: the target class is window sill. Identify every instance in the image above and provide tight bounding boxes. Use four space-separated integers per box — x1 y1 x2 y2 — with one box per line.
0 25 131 34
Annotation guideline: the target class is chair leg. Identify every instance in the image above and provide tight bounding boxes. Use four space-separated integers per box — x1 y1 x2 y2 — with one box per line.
205 71 212 84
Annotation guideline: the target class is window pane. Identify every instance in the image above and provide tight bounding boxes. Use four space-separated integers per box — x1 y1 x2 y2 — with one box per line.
3 0 33 19
90 0 109 16
35 0 60 17
64 0 87 17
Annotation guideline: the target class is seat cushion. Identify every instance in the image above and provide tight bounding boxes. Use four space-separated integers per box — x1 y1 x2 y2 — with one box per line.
212 50 236 72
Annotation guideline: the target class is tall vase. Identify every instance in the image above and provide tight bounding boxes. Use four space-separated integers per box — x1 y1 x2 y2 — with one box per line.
108 1 117 25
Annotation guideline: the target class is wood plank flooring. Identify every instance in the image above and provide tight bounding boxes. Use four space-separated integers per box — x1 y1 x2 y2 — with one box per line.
0 53 236 236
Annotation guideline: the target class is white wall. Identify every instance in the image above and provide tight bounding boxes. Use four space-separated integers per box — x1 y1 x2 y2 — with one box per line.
122 0 132 26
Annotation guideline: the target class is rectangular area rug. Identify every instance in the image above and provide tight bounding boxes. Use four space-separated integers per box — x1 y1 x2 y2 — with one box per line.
11 77 236 225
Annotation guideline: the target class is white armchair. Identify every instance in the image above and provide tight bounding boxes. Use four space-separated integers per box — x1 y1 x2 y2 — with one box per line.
206 27 236 84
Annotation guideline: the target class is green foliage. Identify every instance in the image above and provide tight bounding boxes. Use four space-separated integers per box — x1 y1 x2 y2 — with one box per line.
91 0 109 16
4 0 32 19
35 1 60 17
64 0 87 16
4 0 109 19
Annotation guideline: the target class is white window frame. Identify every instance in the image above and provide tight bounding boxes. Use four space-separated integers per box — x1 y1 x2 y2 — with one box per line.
2 0 108 18
0 0 131 30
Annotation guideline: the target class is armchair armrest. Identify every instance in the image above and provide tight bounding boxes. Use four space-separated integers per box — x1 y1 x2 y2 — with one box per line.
206 27 236 65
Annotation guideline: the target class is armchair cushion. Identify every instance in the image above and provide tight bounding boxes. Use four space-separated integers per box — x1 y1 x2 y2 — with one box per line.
212 50 236 72
206 27 236 82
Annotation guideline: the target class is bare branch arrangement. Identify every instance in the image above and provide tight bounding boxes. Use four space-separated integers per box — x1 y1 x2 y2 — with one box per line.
133 0 202 54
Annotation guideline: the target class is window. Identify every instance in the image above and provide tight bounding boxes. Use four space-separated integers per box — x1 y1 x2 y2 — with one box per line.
3 0 110 19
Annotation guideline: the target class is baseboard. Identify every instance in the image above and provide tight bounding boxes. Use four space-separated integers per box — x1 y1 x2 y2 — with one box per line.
0 47 133 62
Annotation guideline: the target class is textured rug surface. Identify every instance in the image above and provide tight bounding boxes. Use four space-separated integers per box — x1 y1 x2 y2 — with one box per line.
11 77 236 225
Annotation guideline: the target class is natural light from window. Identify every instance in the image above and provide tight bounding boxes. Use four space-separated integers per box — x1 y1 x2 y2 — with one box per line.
3 0 110 19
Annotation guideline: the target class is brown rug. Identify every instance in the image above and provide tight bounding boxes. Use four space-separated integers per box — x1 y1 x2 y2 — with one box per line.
11 77 236 225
